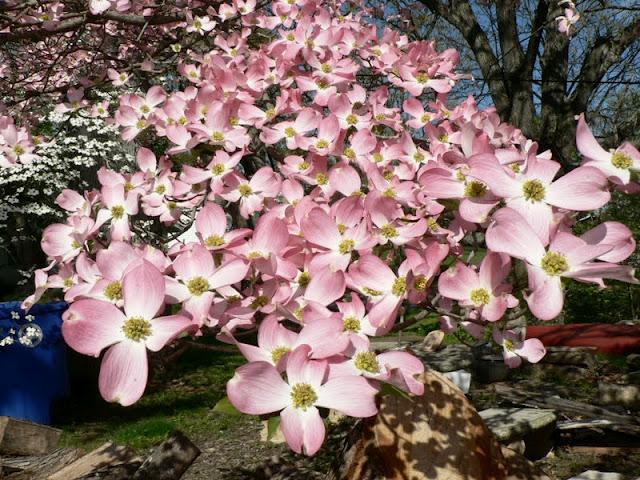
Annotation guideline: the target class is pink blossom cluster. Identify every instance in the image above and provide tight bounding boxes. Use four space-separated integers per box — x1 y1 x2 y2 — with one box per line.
23 0 639 456
0 114 40 167
556 0 580 36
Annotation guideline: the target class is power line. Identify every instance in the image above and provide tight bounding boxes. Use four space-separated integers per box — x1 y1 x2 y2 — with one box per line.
464 77 640 85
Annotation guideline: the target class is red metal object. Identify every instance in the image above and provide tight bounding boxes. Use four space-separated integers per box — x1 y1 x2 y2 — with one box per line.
526 323 640 355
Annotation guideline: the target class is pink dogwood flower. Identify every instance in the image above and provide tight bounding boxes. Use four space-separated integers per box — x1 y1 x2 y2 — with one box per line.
438 252 517 321
486 208 637 320
227 345 378 455
61 260 193 405
493 329 545 368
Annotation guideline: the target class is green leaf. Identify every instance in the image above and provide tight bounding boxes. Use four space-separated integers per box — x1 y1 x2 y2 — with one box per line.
379 383 413 402
213 396 242 416
266 416 281 441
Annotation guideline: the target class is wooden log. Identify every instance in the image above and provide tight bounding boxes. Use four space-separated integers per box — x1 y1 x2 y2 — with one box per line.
48 442 141 480
132 430 200 480
0 417 61 456
1 448 85 479
494 384 640 425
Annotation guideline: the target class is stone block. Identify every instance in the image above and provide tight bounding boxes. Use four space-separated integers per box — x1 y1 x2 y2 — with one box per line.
417 344 474 373
479 408 556 460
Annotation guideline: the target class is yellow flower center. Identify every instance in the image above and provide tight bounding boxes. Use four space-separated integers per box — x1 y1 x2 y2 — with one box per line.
211 163 225 176
346 114 358 125
111 205 125 219
205 235 225 247
136 119 147 130
381 224 398 238
416 72 430 84
104 281 123 301
316 139 329 149
611 151 633 169
414 275 429 291
297 271 311 287
363 287 383 296
271 346 291 363
238 184 253 197
470 288 491 306
13 144 25 155
211 131 225 142
464 181 487 198
392 277 407 296
354 351 380 373
413 152 425 163
315 173 328 185
421 113 430 123
187 276 210 296
522 179 546 202
284 127 296 138
503 338 515 351
541 251 569 276
122 317 152 342
155 185 166 194
372 152 384 163
339 239 355 255
290 383 317 410
250 295 269 310
315 78 329 89
320 63 332 74
343 316 361 332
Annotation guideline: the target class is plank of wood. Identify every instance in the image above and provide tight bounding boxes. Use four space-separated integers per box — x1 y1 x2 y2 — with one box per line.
2 448 85 479
47 442 141 480
0 417 62 456
494 384 640 425
132 430 200 480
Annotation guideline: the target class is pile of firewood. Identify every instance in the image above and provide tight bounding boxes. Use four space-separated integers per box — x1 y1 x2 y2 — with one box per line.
0 418 199 480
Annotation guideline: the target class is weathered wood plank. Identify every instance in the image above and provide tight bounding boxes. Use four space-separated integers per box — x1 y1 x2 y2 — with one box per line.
48 442 141 480
0 417 62 456
2 448 85 479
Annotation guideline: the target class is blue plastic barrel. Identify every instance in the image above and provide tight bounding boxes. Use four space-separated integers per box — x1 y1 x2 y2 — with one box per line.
0 301 69 424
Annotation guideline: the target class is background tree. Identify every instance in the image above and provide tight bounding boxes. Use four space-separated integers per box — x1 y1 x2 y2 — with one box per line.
371 0 640 166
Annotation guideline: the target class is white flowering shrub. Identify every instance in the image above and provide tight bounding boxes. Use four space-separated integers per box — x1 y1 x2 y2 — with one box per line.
0 109 134 294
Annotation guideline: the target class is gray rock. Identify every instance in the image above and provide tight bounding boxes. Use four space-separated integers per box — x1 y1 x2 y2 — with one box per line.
567 472 624 480
541 346 597 367
598 383 640 409
479 408 556 460
417 344 474 373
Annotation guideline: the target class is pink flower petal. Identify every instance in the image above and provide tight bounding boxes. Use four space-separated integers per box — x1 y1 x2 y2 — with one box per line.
62 299 125 356
280 405 325 456
123 260 166 320
227 361 290 415
316 375 378 417
146 314 194 352
99 341 148 406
